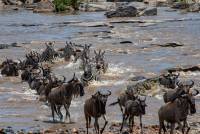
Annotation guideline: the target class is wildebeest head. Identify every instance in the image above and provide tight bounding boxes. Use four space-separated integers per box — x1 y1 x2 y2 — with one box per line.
68 73 84 97
138 96 147 115
176 80 195 93
159 73 180 89
93 89 111 106
1 59 19 76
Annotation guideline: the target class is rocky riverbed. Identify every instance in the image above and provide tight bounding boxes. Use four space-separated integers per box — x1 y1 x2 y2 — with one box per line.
0 4 200 134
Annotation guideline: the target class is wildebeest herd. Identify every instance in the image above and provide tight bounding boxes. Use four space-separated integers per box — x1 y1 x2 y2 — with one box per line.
0 41 199 134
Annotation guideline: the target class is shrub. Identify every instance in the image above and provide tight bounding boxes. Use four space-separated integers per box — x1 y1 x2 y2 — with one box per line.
53 0 79 12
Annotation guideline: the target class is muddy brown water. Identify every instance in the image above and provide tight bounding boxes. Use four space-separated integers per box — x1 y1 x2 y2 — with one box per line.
0 7 200 133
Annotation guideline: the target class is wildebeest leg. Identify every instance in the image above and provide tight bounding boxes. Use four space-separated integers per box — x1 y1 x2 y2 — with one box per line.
186 121 190 134
170 123 175 134
177 121 183 134
119 103 123 114
51 104 55 122
100 115 108 134
88 116 91 127
140 115 143 134
64 104 71 122
85 116 89 134
129 115 133 133
94 117 99 134
57 105 63 122
159 120 166 134
120 114 128 132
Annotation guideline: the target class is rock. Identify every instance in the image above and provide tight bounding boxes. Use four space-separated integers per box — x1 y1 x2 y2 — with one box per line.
166 65 200 73
171 2 189 9
105 6 137 18
128 76 146 81
79 3 106 11
120 41 133 44
188 3 200 12
139 7 157 16
151 42 184 47
144 0 168 6
0 42 21 49
33 0 54 13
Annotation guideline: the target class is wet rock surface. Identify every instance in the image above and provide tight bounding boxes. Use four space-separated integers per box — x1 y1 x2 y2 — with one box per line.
151 42 184 47
0 42 21 49
105 5 137 18
138 7 157 16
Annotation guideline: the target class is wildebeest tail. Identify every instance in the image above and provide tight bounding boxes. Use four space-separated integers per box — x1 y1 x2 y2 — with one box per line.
109 100 119 106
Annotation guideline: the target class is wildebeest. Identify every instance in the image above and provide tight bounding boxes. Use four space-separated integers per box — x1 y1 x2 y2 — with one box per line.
159 73 180 89
1 59 19 76
158 89 199 134
163 80 194 103
109 86 138 114
47 73 84 122
18 51 40 70
120 96 147 133
38 74 66 97
84 89 111 134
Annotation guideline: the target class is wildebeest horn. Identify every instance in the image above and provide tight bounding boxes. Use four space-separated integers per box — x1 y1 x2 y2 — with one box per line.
192 89 199 96
189 80 194 88
73 73 76 78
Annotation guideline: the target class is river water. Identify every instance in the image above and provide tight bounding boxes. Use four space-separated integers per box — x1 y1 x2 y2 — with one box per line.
0 7 200 133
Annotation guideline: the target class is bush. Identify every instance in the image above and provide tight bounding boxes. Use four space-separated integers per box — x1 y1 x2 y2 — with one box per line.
53 0 79 12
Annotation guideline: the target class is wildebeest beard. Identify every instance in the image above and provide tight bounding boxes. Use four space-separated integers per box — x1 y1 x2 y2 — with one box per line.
95 98 106 115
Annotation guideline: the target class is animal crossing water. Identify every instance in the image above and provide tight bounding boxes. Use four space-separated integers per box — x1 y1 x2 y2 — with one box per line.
0 7 200 133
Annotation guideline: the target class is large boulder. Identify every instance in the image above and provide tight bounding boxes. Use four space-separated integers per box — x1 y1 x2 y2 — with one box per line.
33 0 54 13
105 5 137 18
139 7 157 16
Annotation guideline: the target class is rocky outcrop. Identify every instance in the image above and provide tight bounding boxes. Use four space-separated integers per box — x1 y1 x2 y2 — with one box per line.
33 0 54 13
105 5 137 18
139 7 157 16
